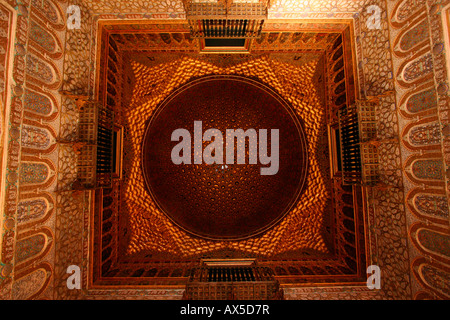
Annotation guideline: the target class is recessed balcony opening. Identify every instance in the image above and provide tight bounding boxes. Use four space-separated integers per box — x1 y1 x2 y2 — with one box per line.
201 38 250 53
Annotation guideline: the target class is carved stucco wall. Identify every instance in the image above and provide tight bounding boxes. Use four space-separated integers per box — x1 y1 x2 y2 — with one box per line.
0 0 67 300
387 0 450 300
77 0 366 18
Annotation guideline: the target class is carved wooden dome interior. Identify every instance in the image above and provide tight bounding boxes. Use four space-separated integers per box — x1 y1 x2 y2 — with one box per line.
141 75 309 240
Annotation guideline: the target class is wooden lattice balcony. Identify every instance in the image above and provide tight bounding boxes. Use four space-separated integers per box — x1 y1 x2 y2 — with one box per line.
338 101 381 186
183 0 269 39
183 259 284 300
